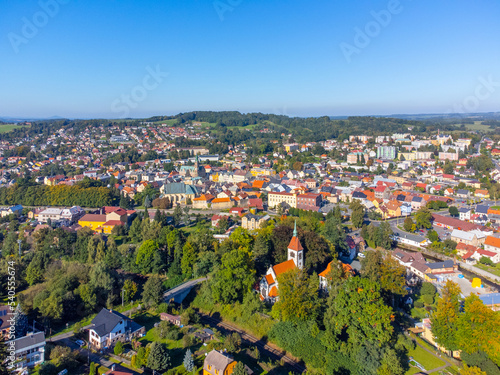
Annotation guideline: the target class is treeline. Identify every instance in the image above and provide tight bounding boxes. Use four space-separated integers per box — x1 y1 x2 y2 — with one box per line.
0 184 116 207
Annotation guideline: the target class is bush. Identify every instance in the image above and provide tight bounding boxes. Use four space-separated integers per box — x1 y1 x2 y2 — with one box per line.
422 294 434 306
480 256 494 266
156 302 170 314
166 328 181 341
114 340 123 355
182 334 195 348
414 301 424 309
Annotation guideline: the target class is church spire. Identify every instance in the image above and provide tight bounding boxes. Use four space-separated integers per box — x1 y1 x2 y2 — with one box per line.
293 220 297 237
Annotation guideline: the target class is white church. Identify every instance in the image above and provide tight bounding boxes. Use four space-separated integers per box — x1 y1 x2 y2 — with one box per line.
259 222 303 302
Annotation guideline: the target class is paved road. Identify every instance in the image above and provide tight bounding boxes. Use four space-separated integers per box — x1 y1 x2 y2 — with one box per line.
198 312 306 374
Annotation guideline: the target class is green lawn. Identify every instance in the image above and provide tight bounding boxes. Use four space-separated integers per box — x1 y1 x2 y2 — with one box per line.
0 123 29 133
407 344 445 372
464 121 490 131
474 263 500 277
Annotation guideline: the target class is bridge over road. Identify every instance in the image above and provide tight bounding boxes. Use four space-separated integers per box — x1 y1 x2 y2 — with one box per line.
163 277 207 304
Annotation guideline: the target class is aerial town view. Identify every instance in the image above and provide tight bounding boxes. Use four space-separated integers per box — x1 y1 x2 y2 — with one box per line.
1 1 500 375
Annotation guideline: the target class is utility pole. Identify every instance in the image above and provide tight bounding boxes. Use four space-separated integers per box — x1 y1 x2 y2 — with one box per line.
17 239 22 257
121 288 124 307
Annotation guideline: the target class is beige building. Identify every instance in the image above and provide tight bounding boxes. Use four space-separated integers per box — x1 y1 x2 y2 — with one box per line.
242 214 270 231
268 192 297 208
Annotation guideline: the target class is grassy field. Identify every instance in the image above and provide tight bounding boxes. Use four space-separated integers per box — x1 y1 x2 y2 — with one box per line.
406 344 445 373
0 123 29 133
474 263 500 277
464 121 491 131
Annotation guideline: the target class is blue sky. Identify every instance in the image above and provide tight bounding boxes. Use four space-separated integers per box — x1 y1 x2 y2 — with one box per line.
1 0 499 118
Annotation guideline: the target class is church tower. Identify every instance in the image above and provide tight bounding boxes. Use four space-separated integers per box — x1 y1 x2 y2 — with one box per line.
193 154 199 178
287 221 303 269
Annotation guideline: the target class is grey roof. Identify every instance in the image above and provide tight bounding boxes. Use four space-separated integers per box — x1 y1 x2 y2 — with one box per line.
162 182 197 195
412 196 423 202
91 308 130 337
457 189 469 195
458 208 470 213
204 350 234 373
426 260 455 270
479 293 500 306
10 332 45 352
476 205 490 214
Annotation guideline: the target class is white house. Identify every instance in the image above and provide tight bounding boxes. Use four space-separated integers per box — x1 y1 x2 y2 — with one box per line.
7 332 45 372
89 308 145 350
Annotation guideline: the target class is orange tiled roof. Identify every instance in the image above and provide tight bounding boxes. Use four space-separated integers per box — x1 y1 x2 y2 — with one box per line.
269 286 279 297
212 197 231 203
265 274 275 285
485 236 500 248
288 235 303 251
272 259 296 276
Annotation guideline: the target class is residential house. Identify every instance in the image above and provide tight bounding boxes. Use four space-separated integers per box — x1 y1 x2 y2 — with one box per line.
89 308 145 350
484 236 500 254
7 332 46 371
203 350 237 375
192 194 214 209
211 198 234 210
458 208 471 221
456 189 470 199
475 189 490 199
242 214 270 231
450 229 485 247
160 313 181 327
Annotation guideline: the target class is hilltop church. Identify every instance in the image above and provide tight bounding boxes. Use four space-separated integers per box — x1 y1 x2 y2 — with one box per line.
259 222 303 303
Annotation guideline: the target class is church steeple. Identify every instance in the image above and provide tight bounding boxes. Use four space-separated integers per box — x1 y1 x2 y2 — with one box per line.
287 221 303 269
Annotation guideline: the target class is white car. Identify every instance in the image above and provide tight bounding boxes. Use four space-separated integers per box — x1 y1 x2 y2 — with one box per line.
358 253 365 259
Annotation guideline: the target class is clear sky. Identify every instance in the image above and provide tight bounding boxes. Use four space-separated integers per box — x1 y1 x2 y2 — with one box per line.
1 0 499 119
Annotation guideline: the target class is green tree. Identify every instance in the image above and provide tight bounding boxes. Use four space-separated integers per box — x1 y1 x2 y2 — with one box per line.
224 332 242 353
233 362 247 375
403 217 414 232
415 207 433 229
457 294 500 365
123 279 138 302
427 230 439 242
431 280 461 352
114 341 124 355
271 268 320 322
142 274 164 306
136 240 159 273
181 241 197 276
449 206 459 217
323 276 394 354
147 342 170 372
349 199 365 228
212 249 256 304
173 204 183 227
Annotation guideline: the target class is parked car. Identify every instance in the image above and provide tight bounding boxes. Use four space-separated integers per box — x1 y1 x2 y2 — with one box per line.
358 253 365 259
75 340 84 347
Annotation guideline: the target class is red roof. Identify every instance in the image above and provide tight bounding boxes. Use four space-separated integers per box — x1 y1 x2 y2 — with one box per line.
103 220 124 226
272 259 296 276
288 235 303 251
